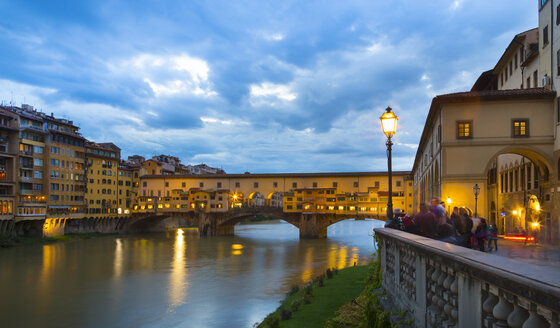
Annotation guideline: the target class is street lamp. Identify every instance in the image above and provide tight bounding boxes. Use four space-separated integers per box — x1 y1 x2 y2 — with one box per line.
380 106 398 220
473 184 480 218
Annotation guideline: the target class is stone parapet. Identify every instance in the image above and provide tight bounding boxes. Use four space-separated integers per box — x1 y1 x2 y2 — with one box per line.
374 228 560 328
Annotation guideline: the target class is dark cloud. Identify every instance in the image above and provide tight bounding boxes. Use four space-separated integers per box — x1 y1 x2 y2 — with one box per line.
0 0 537 172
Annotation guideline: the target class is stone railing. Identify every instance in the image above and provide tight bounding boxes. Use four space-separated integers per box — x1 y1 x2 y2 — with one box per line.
374 228 560 328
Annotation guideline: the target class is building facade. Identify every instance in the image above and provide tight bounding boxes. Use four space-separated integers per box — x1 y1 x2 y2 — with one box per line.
85 142 120 218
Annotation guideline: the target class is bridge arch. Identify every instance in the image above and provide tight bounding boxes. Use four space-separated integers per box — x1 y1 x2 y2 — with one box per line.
266 191 283 208
248 192 265 207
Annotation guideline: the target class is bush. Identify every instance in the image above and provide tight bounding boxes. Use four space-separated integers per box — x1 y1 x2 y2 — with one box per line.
304 283 313 296
302 293 312 304
313 275 324 287
280 308 292 321
326 268 334 279
290 300 301 312
287 285 299 296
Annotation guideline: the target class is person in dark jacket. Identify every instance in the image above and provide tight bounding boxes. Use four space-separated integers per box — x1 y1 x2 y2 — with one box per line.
450 207 463 235
475 218 488 251
414 203 437 238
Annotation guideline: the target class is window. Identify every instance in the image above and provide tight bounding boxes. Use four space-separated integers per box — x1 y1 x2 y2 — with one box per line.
353 181 359 188
509 61 512 76
512 119 529 137
527 76 531 88
34 170 42 179
165 182 169 187
217 182 222 188
254 182 259 188
437 125 441 143
456 121 472 139
34 158 43 167
235 182 240 188
182 182 186 188
375 181 380 188
396 181 402 187
543 25 549 46
34 146 43 154
273 182 278 188
313 182 317 188
533 70 538 87
199 182 204 188
292 182 297 188
142 181 147 187
332 182 338 188
514 53 518 69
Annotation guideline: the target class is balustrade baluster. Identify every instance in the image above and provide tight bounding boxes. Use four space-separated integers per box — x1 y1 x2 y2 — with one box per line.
482 285 498 328
507 297 529 328
492 290 514 327
522 304 549 328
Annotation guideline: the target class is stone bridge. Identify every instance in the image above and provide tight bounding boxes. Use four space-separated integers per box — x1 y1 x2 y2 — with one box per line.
129 207 380 238
375 228 559 327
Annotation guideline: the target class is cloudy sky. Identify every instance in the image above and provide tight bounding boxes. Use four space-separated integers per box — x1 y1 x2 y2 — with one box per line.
0 0 536 173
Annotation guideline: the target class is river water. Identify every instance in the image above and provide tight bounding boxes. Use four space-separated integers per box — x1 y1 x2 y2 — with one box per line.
0 219 384 328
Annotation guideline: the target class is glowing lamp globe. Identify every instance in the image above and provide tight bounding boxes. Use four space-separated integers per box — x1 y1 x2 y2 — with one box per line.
380 107 398 139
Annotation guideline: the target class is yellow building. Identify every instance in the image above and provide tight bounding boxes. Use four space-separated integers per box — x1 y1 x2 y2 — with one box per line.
17 110 48 223
117 161 140 215
0 108 19 235
85 142 120 218
45 117 87 220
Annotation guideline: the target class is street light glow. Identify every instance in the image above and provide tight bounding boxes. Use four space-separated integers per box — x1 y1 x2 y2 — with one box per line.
379 106 398 139
446 197 452 204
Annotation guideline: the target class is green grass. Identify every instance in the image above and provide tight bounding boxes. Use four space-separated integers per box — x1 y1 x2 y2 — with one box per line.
259 265 369 328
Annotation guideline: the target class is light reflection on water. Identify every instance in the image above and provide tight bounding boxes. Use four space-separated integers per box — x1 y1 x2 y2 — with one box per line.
0 219 384 328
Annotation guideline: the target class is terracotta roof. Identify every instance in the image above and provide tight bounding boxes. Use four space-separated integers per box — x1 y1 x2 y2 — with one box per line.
435 88 555 101
141 171 412 179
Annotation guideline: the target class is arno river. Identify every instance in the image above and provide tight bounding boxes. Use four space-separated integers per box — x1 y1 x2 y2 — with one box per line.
0 219 384 328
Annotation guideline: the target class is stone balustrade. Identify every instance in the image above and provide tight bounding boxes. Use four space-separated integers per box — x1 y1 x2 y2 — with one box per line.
374 228 560 328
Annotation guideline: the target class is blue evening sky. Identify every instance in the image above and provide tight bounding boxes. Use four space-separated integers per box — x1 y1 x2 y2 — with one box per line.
0 0 536 173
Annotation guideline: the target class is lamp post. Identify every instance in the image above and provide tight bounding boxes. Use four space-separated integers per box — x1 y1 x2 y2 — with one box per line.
380 106 398 220
473 183 480 218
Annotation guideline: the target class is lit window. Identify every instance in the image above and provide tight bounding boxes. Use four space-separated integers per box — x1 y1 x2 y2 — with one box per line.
513 119 529 137
457 121 472 139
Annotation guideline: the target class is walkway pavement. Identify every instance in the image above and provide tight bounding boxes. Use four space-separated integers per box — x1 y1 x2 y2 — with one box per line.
481 238 560 270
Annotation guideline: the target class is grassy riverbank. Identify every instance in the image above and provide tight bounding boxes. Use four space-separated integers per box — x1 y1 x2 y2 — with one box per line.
0 233 115 248
259 236 409 328
258 265 369 328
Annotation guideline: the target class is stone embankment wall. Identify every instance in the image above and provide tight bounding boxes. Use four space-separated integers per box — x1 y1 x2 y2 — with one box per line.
40 216 189 237
374 228 560 328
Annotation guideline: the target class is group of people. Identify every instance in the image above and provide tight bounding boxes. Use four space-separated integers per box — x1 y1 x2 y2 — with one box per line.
385 197 498 251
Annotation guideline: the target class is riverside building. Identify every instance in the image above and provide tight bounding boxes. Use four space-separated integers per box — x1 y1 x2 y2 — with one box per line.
412 1 560 244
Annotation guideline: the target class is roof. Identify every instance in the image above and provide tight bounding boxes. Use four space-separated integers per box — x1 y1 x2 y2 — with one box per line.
412 88 556 173
471 70 496 91
141 171 412 179
492 28 537 72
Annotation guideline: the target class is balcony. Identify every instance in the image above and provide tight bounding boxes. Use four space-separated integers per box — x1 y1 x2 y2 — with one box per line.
20 189 42 195
20 176 33 182
19 150 33 157
20 125 47 133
